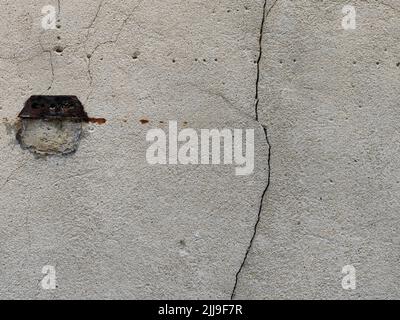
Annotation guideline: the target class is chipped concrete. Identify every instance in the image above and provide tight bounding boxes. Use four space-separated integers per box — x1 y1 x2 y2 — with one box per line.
0 0 399 299
17 119 82 155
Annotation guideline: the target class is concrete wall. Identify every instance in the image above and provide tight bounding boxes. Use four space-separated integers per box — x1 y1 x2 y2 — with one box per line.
0 0 398 299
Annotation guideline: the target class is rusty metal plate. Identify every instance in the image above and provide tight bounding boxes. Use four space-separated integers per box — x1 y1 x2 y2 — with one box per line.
18 95 89 121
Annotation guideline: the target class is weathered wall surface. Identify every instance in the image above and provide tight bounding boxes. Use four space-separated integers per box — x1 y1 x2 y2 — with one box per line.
234 0 400 299
0 0 398 299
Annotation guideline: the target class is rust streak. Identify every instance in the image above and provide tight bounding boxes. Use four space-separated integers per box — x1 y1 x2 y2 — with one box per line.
88 118 107 125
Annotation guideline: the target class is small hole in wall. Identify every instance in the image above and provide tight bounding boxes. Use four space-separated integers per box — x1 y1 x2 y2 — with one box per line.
57 36 61 40
172 59 176 63
54 46 64 54
376 61 380 66
87 54 92 59
131 51 140 60
397 62 400 67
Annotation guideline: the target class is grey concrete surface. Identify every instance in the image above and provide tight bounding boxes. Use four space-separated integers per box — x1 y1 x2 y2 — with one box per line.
0 0 399 299
234 0 400 299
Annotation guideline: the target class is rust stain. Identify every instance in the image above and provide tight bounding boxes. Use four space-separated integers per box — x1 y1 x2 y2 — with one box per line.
88 117 107 125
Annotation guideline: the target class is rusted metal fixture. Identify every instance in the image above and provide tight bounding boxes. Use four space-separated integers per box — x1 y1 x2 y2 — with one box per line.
17 95 106 155
17 95 92 155
18 95 89 121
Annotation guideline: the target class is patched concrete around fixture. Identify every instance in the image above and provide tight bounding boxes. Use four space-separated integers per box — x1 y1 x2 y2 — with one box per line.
16 95 88 155
17 119 83 155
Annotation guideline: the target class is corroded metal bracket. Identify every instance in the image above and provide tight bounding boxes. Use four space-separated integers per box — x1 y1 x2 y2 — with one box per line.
18 95 89 121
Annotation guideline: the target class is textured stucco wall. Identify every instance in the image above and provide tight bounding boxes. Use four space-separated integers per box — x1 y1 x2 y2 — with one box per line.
0 0 399 299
